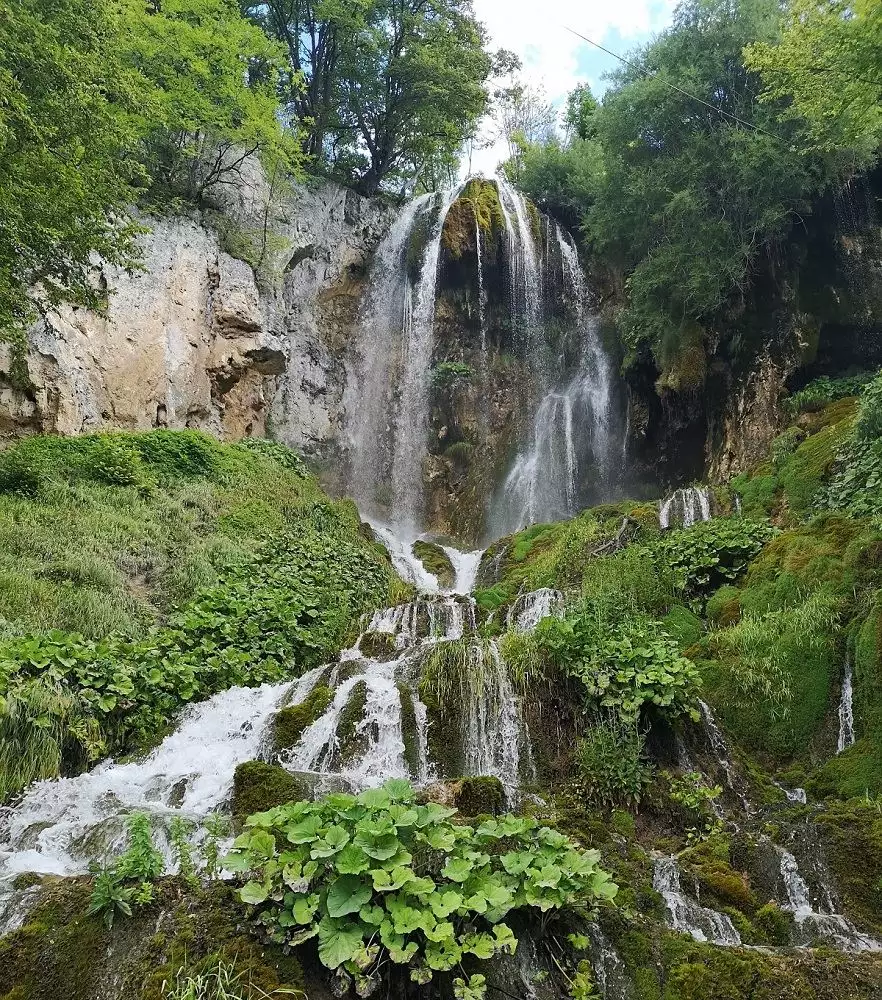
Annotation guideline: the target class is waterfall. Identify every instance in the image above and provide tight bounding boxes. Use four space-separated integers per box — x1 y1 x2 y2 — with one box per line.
390 186 463 535
490 224 616 537
495 172 542 332
507 588 564 632
698 700 752 813
659 487 713 530
778 846 880 952
652 855 742 946
0 681 291 882
837 654 856 753
344 194 434 518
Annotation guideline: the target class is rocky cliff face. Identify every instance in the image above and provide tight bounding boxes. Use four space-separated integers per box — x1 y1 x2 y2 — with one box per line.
0 172 395 457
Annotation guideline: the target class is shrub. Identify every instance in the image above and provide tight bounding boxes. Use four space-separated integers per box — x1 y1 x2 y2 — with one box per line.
225 780 616 998
536 609 701 723
576 716 653 810
786 372 875 416
651 518 776 596
88 812 165 928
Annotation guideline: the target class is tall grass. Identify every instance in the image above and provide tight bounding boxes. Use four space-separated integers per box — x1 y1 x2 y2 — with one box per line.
162 960 304 1000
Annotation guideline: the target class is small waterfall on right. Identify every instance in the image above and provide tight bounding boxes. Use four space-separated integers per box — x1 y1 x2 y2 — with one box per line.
490 222 618 537
837 653 856 752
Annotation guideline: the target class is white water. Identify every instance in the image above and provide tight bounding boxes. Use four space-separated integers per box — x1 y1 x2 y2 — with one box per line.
496 172 542 331
837 654 856 753
698 699 752 813
653 855 742 946
442 545 484 596
659 486 713 530
491 224 616 536
507 588 564 632
344 194 434 517
0 682 290 881
778 847 880 952
390 186 464 536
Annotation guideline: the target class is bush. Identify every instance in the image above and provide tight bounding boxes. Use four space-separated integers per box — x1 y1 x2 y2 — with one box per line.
786 373 875 416
535 608 701 723
651 518 776 596
225 780 616 998
576 716 653 810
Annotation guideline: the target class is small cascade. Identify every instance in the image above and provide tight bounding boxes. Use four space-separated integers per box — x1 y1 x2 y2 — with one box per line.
588 923 632 1000
441 545 484 596
698 700 752 813
652 855 742 946
507 588 564 632
462 640 533 800
659 487 713 530
0 681 291 880
778 847 880 952
837 654 856 753
495 172 542 332
368 521 442 593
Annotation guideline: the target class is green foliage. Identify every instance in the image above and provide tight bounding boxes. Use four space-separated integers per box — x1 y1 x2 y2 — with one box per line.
245 0 490 194
0 0 299 341
536 607 701 723
652 518 775 595
576 716 653 810
162 958 304 999
225 780 616 997
827 372 882 518
745 0 882 160
786 373 876 416
88 812 165 928
665 771 723 843
430 361 477 389
0 432 393 801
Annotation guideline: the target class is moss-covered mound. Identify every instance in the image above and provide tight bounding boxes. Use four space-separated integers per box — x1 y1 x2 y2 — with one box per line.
273 684 333 753
412 539 455 589
232 761 308 823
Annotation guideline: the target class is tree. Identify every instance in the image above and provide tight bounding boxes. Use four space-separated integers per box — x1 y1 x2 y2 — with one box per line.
119 0 302 202
0 0 146 339
745 0 882 164
337 0 491 195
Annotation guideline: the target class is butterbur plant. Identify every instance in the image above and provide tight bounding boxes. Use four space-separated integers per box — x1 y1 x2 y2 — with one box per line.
224 780 616 998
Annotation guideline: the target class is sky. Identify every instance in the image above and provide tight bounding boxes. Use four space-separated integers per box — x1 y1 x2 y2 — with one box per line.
467 0 678 175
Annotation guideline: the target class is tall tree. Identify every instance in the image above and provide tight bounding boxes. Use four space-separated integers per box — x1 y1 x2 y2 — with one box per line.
745 0 882 163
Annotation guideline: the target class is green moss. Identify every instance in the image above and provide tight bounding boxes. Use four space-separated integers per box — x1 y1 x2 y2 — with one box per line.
412 540 455 590
333 680 368 767
232 761 307 823
454 776 505 816
753 901 794 945
662 605 704 650
706 585 741 626
397 683 421 779
359 631 398 660
272 684 333 752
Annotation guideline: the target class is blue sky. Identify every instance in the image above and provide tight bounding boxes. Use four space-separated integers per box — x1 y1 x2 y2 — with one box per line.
469 0 677 173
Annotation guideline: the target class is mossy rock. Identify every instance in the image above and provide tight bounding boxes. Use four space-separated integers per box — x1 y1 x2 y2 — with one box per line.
331 681 369 768
662 605 703 650
412 540 455 589
398 683 422 779
232 761 308 823
706 585 741 626
359 630 398 660
814 801 882 933
0 879 306 1000
272 684 333 752
454 776 505 816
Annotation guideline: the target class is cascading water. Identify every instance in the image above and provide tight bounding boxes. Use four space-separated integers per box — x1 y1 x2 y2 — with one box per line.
490 223 618 537
507 588 564 632
837 654 856 753
652 855 742 946
659 486 713 530
496 172 542 333
777 846 880 951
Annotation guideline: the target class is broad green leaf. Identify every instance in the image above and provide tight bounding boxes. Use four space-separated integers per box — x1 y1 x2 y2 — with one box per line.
317 916 364 970
326 875 373 918
239 881 268 905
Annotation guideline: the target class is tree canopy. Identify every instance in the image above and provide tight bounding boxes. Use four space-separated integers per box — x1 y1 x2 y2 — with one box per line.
513 0 882 375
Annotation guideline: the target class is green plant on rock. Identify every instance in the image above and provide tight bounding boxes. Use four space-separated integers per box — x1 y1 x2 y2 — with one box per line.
786 373 875 416
224 780 616 998
576 715 653 811
665 771 724 844
536 608 701 723
162 958 304 1000
651 519 776 597
88 811 165 927
431 361 476 390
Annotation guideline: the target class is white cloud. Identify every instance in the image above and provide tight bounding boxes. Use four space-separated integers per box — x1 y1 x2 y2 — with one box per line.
466 0 676 175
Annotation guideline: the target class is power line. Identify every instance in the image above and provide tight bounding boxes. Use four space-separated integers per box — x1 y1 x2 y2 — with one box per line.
564 26 782 142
